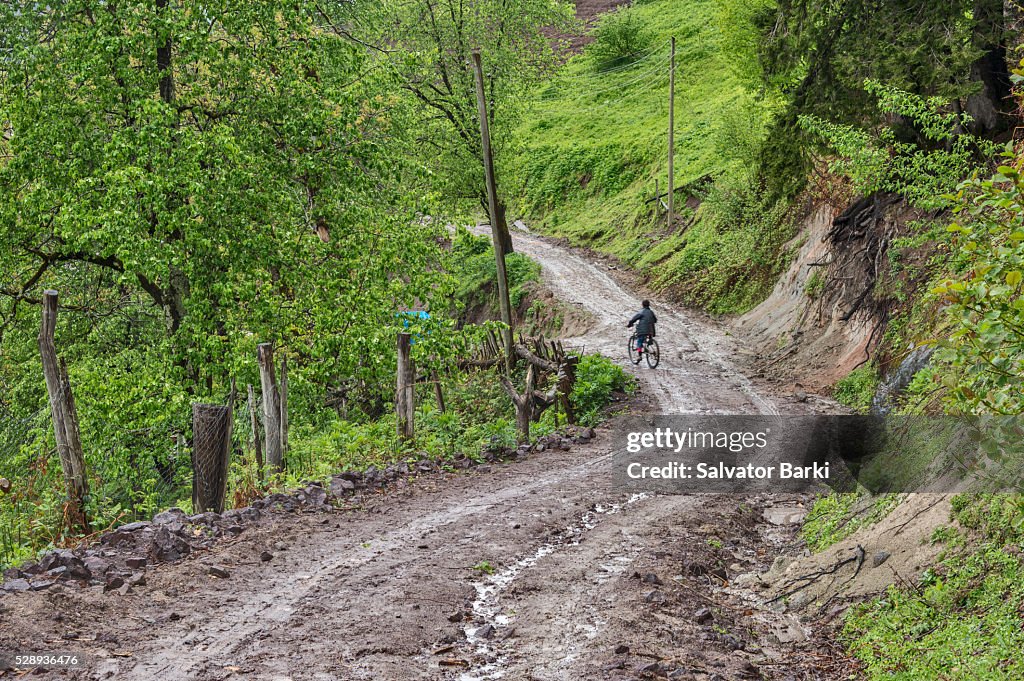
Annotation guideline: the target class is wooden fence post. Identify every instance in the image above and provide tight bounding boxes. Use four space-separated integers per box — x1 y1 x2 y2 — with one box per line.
396 332 415 441
191 403 231 513
38 291 90 534
247 383 264 477
257 343 283 473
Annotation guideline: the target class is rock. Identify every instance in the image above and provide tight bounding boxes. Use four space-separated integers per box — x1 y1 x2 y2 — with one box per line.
337 470 362 483
208 565 230 579
101 530 135 547
794 391 808 403
29 580 55 591
274 541 288 551
260 551 273 563
104 575 125 592
447 611 465 623
167 611 183 622
644 590 667 605
474 624 495 640
225 525 244 535
153 508 188 526
614 644 630 655
416 461 435 473
872 550 891 568
119 521 151 532
297 485 328 508
695 607 714 624
638 661 663 674
117 583 132 596
38 549 76 572
2 567 23 580
329 477 356 496
125 556 147 569
2 579 31 592
148 526 191 563
128 573 147 587
46 566 68 578
189 512 220 525
641 573 663 585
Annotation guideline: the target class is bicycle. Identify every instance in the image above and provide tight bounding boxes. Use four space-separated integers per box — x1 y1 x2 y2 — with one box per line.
627 332 660 368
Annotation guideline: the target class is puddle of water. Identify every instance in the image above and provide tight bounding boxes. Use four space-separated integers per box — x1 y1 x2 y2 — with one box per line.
458 494 649 681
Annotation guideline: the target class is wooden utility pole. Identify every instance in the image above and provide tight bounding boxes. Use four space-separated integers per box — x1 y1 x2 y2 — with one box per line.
471 48 514 364
257 343 283 473
246 383 264 476
396 332 415 441
667 37 676 230
38 291 90 534
191 403 231 513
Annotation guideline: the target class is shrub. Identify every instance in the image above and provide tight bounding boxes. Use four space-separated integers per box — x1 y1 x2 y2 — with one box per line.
833 364 879 413
571 354 633 424
588 9 654 71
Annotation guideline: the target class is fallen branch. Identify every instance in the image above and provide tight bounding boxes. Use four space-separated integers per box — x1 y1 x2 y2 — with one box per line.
767 545 865 604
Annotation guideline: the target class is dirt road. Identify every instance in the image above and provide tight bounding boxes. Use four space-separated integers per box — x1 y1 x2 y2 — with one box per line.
0 234 849 680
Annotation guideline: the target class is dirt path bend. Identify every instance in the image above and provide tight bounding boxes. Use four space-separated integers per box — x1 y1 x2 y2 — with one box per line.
0 236 849 681
488 225 809 415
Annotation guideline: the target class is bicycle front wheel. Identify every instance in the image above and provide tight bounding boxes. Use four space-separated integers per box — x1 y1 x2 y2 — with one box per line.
627 334 641 365
645 338 660 368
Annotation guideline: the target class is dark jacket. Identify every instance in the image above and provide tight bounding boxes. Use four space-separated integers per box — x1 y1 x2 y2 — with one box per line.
628 308 657 336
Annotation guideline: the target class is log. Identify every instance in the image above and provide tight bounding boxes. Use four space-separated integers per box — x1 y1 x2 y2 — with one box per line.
38 291 89 534
257 343 283 473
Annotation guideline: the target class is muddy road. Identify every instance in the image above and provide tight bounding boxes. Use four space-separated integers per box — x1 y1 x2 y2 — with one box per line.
0 234 850 680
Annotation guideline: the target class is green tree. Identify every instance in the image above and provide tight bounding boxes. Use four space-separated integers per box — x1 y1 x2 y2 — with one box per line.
756 0 1016 197
383 0 575 252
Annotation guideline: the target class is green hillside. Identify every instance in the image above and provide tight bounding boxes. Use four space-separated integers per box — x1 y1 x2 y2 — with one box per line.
513 0 785 314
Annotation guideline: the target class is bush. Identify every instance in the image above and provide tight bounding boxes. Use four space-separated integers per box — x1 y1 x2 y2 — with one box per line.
833 364 879 413
588 9 654 71
571 354 633 424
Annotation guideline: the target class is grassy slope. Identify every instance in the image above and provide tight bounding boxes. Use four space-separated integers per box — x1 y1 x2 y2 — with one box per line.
512 0 784 314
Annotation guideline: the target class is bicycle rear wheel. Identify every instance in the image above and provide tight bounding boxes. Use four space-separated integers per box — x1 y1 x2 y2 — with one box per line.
627 334 641 365
645 338 660 368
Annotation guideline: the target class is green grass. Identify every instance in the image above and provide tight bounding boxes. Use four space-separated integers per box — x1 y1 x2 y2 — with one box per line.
833 364 880 413
801 492 901 553
512 0 789 315
844 494 1024 680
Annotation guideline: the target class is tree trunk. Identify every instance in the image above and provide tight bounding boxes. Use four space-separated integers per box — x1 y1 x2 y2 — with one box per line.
501 364 536 444
247 383 264 478
494 199 514 255
966 0 1012 134
279 356 289 459
37 291 89 534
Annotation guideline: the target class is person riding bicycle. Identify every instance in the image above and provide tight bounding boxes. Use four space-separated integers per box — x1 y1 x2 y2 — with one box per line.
627 300 657 354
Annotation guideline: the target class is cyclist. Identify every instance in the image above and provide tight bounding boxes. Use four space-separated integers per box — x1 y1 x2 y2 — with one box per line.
627 300 657 355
